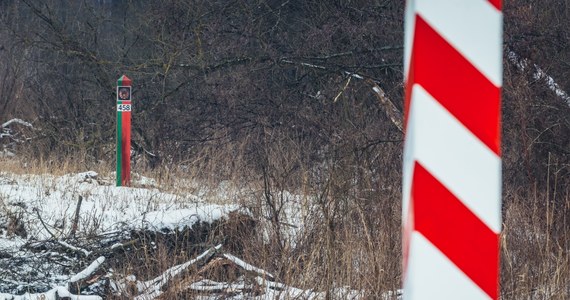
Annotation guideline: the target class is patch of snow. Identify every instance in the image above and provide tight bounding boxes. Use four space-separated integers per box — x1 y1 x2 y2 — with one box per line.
136 205 240 231
0 286 102 300
0 171 241 296
0 170 396 299
0 171 227 240
134 174 158 187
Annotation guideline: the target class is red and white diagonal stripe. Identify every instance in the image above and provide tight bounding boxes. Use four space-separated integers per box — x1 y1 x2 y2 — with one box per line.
403 0 502 299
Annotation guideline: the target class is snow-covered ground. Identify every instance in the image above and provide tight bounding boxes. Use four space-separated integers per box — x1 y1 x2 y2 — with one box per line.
0 170 401 299
0 171 239 240
0 171 238 298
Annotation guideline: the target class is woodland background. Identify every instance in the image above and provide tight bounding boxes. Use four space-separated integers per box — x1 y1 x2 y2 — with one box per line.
0 0 569 298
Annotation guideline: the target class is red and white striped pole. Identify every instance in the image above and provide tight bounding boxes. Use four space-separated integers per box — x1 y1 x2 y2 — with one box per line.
116 75 132 187
403 1 502 299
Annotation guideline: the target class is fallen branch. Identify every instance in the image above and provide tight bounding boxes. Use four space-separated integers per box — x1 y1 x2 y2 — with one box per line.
222 253 275 280
69 256 106 294
132 244 222 299
277 58 405 132
33 207 57 239
188 279 249 293
1 119 33 129
57 240 91 257
507 50 570 107
1 119 34 144
333 76 352 103
367 79 404 132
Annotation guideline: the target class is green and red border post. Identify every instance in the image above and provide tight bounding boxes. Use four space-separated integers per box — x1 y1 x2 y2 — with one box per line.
116 75 132 186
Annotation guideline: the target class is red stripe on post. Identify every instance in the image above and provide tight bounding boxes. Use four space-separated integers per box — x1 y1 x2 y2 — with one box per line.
488 0 502 11
412 162 499 299
121 109 131 186
412 16 501 155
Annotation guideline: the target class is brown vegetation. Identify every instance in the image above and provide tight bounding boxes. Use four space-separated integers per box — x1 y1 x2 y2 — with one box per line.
0 0 568 298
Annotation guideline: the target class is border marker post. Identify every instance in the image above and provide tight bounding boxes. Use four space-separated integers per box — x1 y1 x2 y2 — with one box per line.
116 75 132 187
403 1 503 299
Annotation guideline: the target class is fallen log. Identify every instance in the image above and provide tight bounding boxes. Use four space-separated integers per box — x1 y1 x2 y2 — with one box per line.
68 256 106 294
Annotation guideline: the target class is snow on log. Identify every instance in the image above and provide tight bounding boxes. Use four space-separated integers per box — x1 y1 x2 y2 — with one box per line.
1 119 33 129
133 244 222 300
507 50 570 107
135 205 241 231
70 257 106 284
188 279 247 292
68 256 106 294
58 240 91 257
222 253 275 280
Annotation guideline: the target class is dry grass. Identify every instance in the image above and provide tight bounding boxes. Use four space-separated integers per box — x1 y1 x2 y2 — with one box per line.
0 155 108 177
1 134 568 299
501 189 569 299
